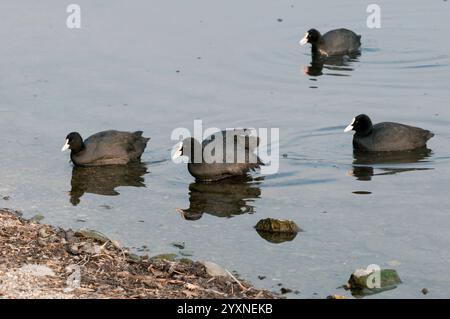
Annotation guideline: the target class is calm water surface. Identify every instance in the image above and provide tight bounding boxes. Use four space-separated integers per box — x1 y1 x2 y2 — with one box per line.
1 0 450 298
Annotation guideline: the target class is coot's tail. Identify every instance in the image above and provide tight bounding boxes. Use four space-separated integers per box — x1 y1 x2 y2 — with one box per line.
425 131 435 141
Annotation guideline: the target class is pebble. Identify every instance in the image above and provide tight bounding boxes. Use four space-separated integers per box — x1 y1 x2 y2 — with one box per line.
127 253 141 263
18 264 55 277
38 227 51 238
29 214 45 223
37 238 47 246
67 244 80 255
65 230 75 242
171 242 185 250
280 287 292 294
76 229 109 243
202 261 230 278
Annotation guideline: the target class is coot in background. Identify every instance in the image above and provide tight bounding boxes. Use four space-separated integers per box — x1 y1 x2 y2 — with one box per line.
344 114 434 152
300 28 361 56
62 130 150 166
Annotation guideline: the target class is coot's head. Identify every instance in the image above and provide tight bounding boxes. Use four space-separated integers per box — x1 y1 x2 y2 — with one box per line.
172 137 202 163
300 28 322 45
61 132 84 153
344 114 373 135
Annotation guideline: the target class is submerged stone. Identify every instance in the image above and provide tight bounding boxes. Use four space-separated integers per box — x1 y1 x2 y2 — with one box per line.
171 241 185 249
127 253 141 263
254 218 300 243
76 229 109 243
178 258 194 264
348 268 402 296
29 214 45 223
254 218 300 234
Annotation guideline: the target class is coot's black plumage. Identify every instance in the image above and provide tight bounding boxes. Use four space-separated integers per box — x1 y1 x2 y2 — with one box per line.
344 114 434 152
172 129 263 182
62 130 150 166
300 28 361 56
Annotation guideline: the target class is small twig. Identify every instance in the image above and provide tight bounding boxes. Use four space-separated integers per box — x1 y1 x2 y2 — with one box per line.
225 269 247 292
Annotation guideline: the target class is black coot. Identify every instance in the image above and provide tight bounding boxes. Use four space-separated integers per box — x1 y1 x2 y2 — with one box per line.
300 28 361 56
172 129 263 182
344 114 434 152
62 130 150 166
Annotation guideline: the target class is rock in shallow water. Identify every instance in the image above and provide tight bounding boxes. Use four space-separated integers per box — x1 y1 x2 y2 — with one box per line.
347 268 402 296
76 229 109 243
254 218 300 233
254 218 301 243
29 214 45 223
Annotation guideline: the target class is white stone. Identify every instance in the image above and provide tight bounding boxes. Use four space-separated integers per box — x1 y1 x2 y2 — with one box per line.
18 264 55 277
202 261 230 278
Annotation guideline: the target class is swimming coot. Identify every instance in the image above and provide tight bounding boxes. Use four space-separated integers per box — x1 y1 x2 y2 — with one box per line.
172 129 263 182
344 114 434 152
61 130 150 166
300 28 361 56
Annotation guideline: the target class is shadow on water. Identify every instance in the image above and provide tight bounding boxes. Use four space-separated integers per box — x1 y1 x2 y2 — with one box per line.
179 176 263 221
69 163 149 205
304 51 361 77
350 148 433 181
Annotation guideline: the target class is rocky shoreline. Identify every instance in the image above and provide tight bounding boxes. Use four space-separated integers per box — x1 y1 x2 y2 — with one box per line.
0 209 277 299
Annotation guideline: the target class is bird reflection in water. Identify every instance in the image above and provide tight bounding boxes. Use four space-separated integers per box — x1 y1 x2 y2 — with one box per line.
304 52 360 77
179 176 263 221
349 148 433 181
69 163 148 205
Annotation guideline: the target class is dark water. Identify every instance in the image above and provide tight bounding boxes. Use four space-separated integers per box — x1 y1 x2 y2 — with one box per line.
1 0 450 298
